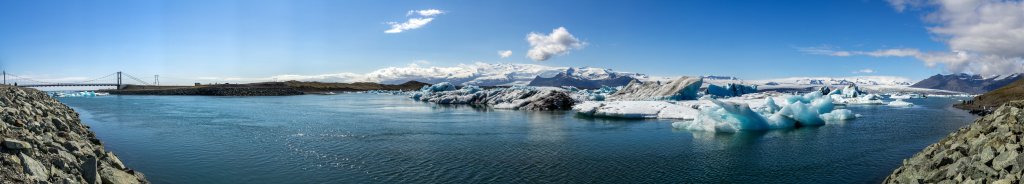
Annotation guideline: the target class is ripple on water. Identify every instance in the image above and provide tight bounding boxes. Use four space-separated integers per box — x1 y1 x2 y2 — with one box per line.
59 95 977 183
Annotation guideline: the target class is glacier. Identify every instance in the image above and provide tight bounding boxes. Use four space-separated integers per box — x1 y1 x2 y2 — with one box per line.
607 77 703 101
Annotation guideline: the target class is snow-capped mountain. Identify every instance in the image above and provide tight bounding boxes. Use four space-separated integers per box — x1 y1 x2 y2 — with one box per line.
527 67 639 89
754 76 914 86
911 73 1023 94
276 62 647 86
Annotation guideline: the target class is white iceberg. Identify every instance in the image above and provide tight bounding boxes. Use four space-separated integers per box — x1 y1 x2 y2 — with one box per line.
607 77 703 101
574 101 699 119
887 99 914 107
672 91 859 132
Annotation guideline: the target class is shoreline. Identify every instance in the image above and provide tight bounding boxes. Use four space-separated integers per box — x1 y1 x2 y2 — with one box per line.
100 80 429 96
0 85 148 183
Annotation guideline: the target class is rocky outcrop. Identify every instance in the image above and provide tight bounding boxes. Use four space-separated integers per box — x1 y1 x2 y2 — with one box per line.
886 100 1024 183
956 78 1024 116
0 86 148 183
607 77 703 101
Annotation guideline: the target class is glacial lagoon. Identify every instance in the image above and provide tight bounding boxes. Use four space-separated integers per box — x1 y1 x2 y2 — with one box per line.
59 94 976 183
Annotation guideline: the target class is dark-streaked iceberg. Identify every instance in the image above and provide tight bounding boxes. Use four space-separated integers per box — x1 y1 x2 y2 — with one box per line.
706 83 758 97
412 84 575 110
607 77 703 101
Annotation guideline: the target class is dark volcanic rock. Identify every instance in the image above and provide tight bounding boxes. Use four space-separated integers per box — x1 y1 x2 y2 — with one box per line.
911 73 1022 94
0 85 148 183
886 100 1024 183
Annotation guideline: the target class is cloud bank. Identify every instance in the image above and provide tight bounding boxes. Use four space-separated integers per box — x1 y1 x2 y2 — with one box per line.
386 9 445 34
526 27 585 61
805 0 1024 76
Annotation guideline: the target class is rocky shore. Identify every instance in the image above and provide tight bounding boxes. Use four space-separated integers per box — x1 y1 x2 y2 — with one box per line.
1 86 148 183
886 100 1024 183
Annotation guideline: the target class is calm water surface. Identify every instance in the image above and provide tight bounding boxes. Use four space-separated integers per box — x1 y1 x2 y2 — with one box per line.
58 94 976 183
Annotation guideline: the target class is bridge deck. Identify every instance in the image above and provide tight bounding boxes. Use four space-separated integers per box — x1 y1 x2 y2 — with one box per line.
16 83 120 87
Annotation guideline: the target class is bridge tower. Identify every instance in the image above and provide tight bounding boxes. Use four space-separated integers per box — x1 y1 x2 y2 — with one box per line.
116 71 122 89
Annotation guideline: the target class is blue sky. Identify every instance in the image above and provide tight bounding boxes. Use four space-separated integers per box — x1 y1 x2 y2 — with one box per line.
0 0 957 83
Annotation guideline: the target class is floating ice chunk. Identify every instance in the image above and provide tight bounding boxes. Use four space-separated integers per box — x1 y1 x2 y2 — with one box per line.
889 94 911 99
608 77 702 101
763 97 781 114
820 109 859 122
706 83 758 97
413 86 574 110
574 101 699 119
672 98 771 132
675 91 858 132
460 85 481 93
777 101 825 126
888 100 914 107
420 82 457 92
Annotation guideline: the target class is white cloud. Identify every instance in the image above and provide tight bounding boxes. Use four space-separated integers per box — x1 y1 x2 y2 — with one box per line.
385 9 444 34
408 9 444 17
526 27 585 61
385 18 435 34
498 50 512 58
801 0 1024 76
853 69 876 74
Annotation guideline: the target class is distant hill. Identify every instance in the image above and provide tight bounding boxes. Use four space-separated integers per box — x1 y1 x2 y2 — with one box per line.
911 73 1023 94
107 80 430 96
527 68 636 89
955 77 1024 115
362 63 646 86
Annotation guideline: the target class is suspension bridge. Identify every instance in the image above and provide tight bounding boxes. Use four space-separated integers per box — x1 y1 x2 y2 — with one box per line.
2 71 158 89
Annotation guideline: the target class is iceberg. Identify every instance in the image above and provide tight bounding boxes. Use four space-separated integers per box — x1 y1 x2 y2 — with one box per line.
412 85 575 110
672 98 796 132
574 101 699 119
672 91 859 132
888 99 914 107
608 77 703 101
819 109 859 122
705 83 758 97
567 85 620 102
420 82 457 92
828 84 867 98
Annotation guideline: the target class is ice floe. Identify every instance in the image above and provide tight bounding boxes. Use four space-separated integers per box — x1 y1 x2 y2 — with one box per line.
887 99 914 107
573 101 699 119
